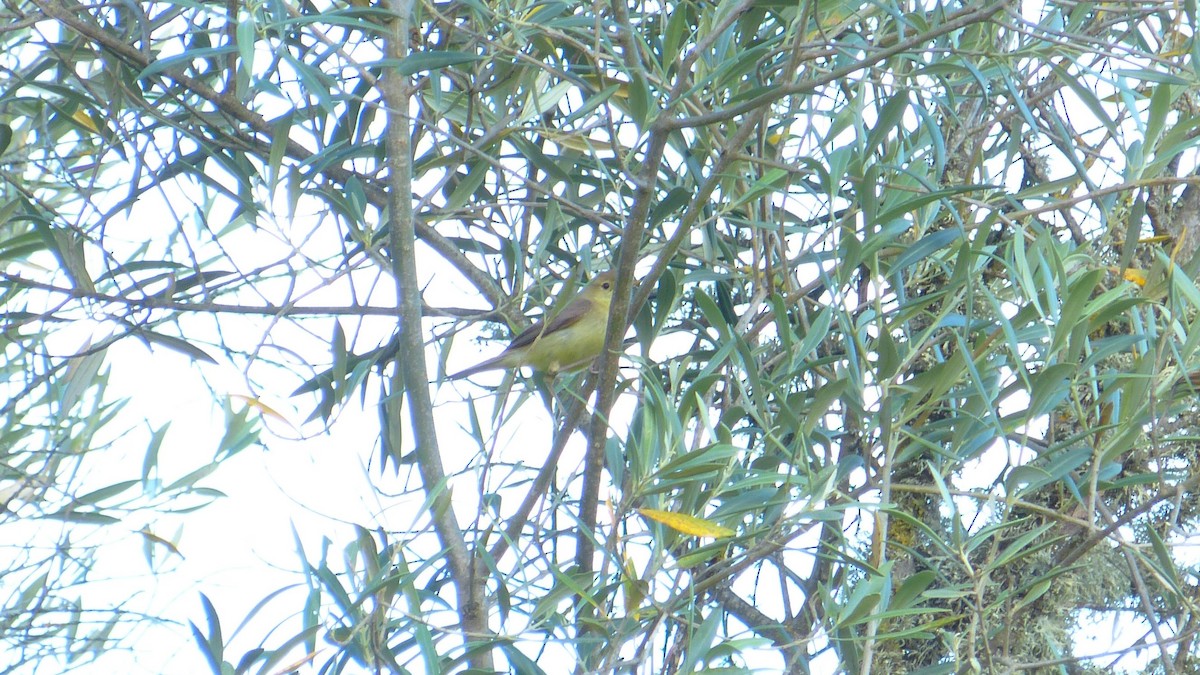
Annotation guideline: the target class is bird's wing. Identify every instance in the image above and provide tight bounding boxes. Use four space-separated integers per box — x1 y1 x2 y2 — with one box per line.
506 297 593 350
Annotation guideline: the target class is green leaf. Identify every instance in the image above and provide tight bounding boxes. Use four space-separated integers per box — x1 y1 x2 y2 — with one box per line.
388 51 481 76
500 642 548 675
1142 82 1175 171
1006 446 1091 494
678 611 722 673
988 523 1055 570
74 480 138 506
891 570 937 610
1113 68 1194 85
136 329 218 364
139 46 237 79
267 111 293 191
191 593 226 675
60 350 106 414
889 228 962 274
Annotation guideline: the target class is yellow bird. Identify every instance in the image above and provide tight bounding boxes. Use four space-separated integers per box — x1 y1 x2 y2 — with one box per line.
450 270 617 379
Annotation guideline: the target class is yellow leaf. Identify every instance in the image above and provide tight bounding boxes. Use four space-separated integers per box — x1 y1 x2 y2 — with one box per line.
539 128 607 153
230 394 293 427
273 651 321 673
1122 268 1147 286
580 73 630 99
71 109 100 133
620 553 646 614
138 526 182 558
638 507 735 538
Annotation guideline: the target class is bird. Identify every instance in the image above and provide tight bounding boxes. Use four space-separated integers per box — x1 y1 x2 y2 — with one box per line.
449 270 617 379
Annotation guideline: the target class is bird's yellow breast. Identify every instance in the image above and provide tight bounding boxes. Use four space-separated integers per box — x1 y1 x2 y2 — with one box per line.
525 307 609 369
522 301 610 374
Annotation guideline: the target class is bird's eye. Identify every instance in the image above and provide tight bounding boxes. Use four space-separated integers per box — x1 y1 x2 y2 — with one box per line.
603 282 612 289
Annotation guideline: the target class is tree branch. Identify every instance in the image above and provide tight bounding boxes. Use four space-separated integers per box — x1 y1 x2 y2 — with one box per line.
380 2 493 669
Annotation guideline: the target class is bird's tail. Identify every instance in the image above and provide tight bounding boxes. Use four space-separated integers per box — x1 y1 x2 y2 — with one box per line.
448 354 508 379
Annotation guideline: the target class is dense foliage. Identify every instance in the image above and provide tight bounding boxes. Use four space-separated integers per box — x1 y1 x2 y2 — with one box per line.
3 0 1200 672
